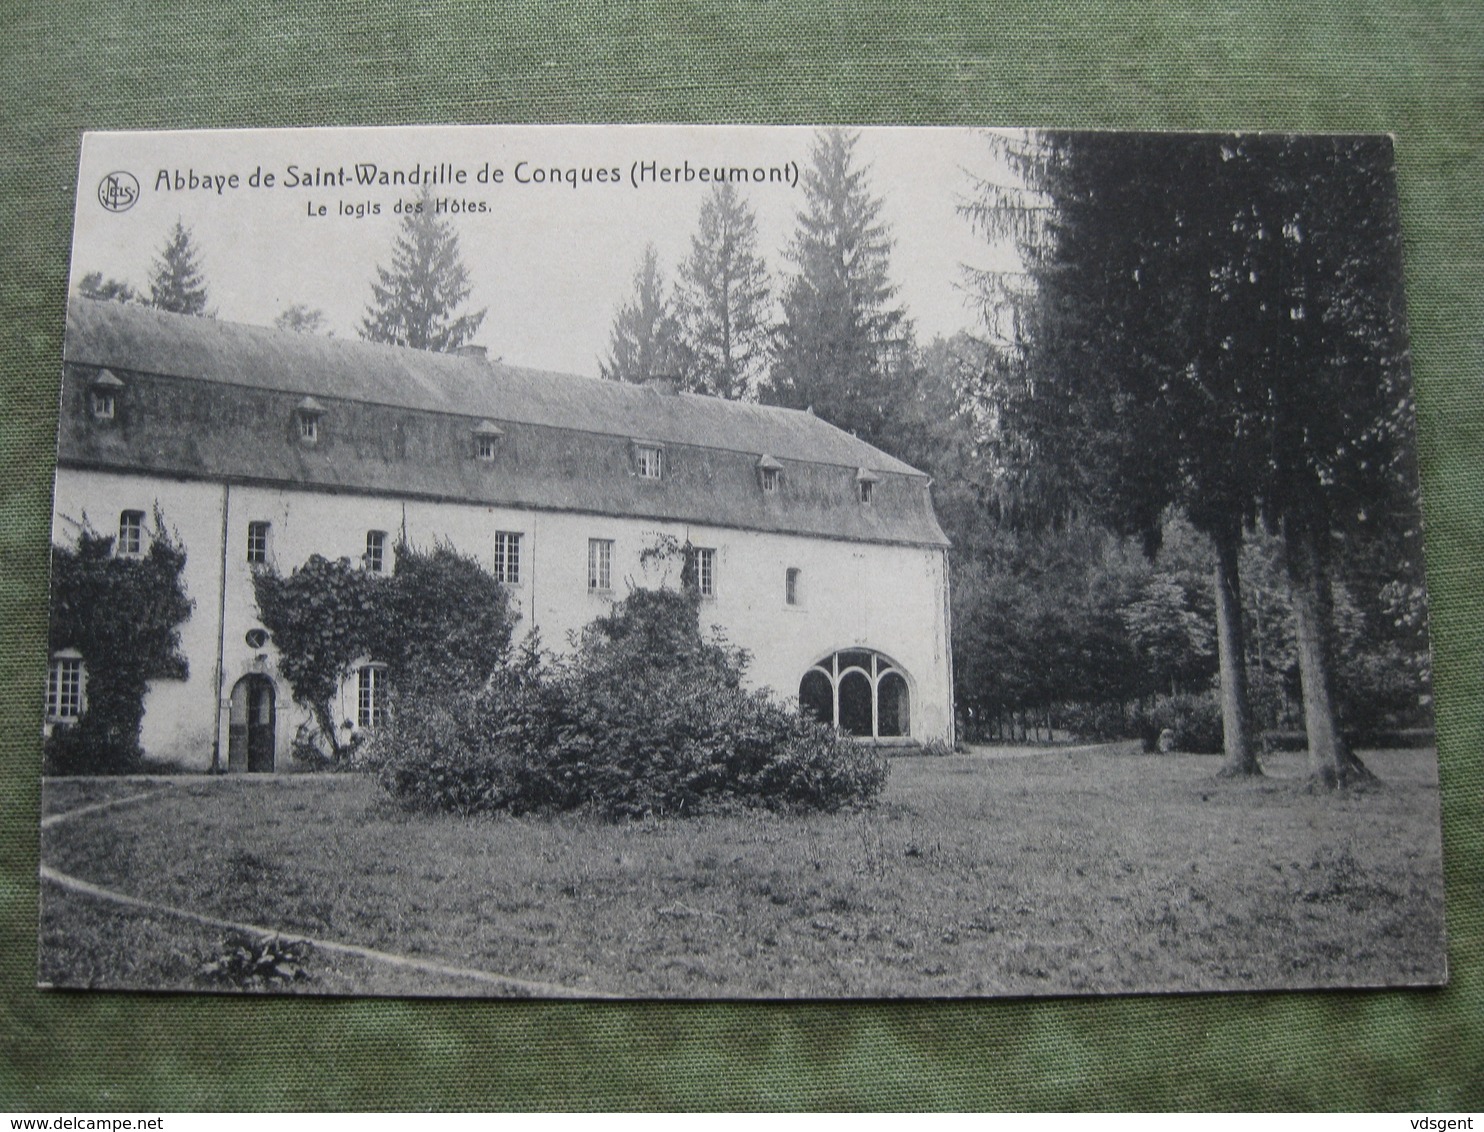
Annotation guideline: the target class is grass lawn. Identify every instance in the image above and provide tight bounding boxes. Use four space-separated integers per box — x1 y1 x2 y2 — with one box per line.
38 746 1447 997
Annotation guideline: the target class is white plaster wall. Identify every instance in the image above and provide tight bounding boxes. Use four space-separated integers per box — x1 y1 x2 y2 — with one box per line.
222 487 954 753
52 473 953 771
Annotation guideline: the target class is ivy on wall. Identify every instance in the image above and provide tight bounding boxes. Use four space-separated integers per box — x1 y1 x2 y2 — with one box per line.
45 508 193 775
251 540 516 763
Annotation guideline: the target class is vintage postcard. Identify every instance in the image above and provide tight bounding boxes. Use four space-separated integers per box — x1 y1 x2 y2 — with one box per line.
39 125 1445 997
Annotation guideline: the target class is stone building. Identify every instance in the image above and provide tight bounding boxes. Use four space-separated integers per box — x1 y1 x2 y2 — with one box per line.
48 298 953 771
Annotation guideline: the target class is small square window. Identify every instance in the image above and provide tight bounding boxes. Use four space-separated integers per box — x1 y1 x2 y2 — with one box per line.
365 530 388 574
477 434 498 460
494 531 522 585
760 467 781 493
47 656 84 722
117 510 145 556
636 445 663 480
247 521 270 565
91 390 116 420
588 538 613 591
786 567 801 606
357 665 386 729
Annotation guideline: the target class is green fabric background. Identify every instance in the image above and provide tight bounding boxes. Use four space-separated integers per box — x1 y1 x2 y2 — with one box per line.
2 0 1481 1111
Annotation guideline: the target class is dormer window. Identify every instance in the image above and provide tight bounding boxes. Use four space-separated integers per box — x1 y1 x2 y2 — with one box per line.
635 443 663 480
295 396 325 445
856 468 880 504
90 369 124 421
757 454 783 493
473 420 504 461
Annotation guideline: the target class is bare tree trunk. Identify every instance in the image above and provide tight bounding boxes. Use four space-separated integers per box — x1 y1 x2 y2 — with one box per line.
1213 525 1260 777
1284 520 1377 788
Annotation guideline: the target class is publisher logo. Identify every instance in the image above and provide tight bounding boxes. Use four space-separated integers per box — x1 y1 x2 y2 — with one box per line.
97 171 139 213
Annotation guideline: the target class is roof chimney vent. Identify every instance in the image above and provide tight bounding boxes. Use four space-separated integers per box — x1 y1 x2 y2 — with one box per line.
454 344 488 360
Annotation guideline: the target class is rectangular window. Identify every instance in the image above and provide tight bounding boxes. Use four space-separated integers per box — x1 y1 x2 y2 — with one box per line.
47 657 83 721
588 538 613 591
357 665 385 729
246 521 270 565
786 567 800 606
858 479 875 504
477 434 498 460
760 467 781 493
91 391 116 420
636 445 663 480
117 510 145 556
365 530 387 574
298 414 318 443
694 547 716 597
494 531 522 585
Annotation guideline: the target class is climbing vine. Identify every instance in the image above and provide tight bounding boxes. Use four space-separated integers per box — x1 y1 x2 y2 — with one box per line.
252 540 516 762
45 507 193 775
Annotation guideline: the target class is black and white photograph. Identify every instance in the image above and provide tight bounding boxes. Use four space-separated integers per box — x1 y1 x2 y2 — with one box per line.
39 124 1445 998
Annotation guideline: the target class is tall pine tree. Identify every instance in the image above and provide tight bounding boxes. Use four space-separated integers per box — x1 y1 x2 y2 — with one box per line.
674 183 771 399
600 244 687 383
361 188 486 352
147 221 210 316
969 132 1414 787
763 128 909 445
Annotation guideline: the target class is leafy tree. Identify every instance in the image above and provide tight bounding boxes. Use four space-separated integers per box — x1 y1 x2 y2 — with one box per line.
45 509 193 774
763 128 910 446
251 540 515 762
965 132 1264 775
252 555 385 761
382 541 516 700
673 183 772 399
274 303 330 335
1123 519 1218 699
600 243 686 383
966 132 1417 787
148 221 210 315
361 188 487 351
76 271 138 304
951 519 1146 740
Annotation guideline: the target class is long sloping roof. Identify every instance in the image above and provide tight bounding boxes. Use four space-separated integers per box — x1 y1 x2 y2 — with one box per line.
59 299 949 548
66 299 922 474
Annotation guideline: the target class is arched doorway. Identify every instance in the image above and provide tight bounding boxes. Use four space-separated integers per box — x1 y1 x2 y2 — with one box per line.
797 650 911 740
228 674 276 772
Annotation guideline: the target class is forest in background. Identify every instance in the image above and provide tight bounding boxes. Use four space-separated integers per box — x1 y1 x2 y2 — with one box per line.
75 128 1434 785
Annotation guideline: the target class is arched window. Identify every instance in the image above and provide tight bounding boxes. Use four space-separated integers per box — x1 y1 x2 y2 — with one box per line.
797 650 911 740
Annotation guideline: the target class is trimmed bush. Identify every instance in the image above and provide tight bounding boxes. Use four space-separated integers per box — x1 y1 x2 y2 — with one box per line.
368 590 889 819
